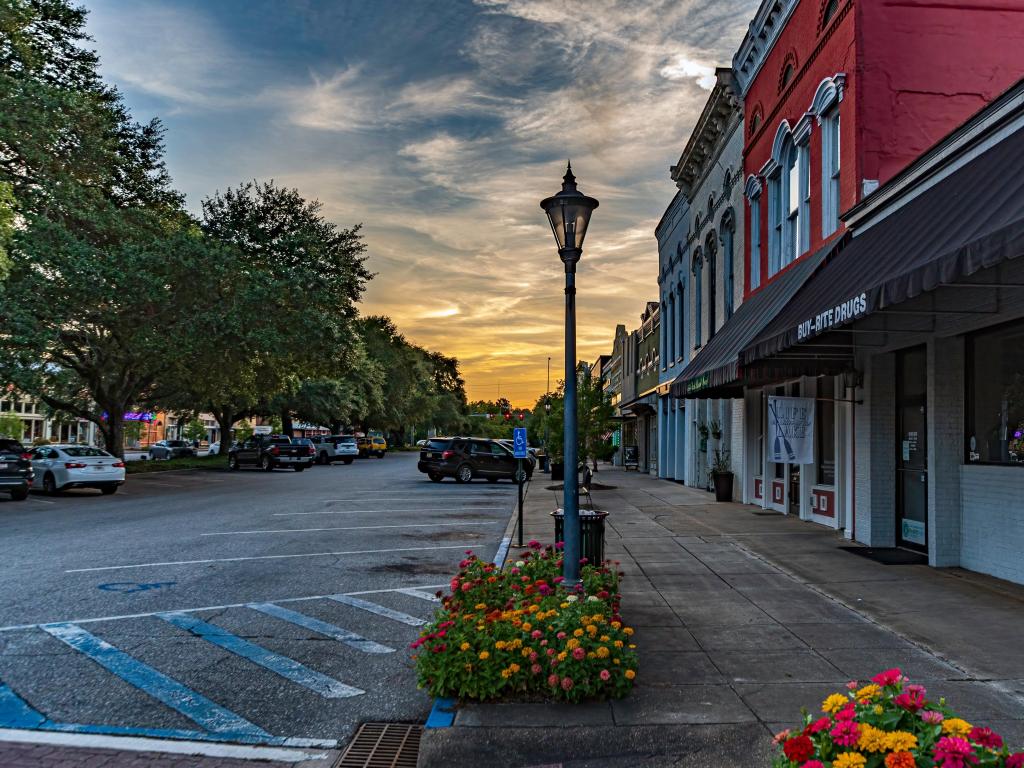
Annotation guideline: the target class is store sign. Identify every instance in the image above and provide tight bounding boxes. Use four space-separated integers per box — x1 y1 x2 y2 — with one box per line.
901 519 926 546
685 373 710 394
766 396 815 464
100 411 155 422
797 292 868 340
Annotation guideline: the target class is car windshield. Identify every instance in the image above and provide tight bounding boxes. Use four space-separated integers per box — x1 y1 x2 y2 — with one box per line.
166 440 187 447
0 439 24 453
62 447 111 457
426 439 449 451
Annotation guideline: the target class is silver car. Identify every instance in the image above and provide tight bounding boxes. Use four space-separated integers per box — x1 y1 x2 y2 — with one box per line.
148 439 195 460
30 445 126 495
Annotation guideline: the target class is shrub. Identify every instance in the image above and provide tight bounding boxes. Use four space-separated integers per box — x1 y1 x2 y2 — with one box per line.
412 542 638 703
772 668 1023 767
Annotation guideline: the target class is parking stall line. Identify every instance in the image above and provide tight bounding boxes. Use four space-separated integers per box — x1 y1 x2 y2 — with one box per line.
395 588 442 603
325 595 427 627
39 623 267 736
64 543 482 573
0 684 46 729
201 521 501 536
247 603 394 654
156 613 365 698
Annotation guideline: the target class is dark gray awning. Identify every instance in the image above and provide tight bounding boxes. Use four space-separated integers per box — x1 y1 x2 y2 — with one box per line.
740 123 1024 367
669 242 835 399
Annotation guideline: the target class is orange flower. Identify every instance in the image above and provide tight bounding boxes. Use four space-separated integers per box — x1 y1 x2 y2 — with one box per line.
624 669 636 680
885 752 915 768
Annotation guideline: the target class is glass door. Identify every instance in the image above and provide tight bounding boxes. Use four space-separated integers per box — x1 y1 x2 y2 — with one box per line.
896 346 928 552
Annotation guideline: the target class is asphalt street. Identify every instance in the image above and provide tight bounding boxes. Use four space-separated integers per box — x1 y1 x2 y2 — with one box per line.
0 453 517 749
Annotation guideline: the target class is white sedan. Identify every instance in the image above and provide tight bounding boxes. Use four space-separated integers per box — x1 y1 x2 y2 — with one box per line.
30 445 126 495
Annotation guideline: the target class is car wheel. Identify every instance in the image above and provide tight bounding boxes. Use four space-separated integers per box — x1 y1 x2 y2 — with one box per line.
100 484 118 495
228 454 239 471
428 472 443 483
294 465 306 472
318 451 329 465
10 487 28 501
42 473 58 495
455 464 473 484
261 456 273 472
343 458 354 465
376 452 384 458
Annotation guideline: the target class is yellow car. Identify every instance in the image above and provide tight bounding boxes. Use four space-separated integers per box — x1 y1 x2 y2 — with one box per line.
358 435 387 458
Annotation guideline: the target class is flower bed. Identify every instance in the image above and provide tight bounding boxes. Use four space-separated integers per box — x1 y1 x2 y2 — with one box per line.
772 668 1023 768
411 541 638 703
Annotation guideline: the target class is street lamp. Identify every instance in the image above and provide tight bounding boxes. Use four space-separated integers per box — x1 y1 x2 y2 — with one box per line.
540 161 599 586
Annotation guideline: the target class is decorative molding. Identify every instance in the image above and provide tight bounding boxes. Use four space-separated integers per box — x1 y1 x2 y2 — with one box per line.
777 49 799 94
770 120 792 164
745 174 763 199
793 111 814 144
810 73 846 124
733 0 800 97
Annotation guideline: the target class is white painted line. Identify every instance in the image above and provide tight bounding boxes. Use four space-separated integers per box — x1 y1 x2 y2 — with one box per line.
65 544 480 574
274 507 507 517
321 496 510 502
396 588 442 603
28 498 56 505
0 727 335 761
202 521 501 536
326 595 427 626
0 584 449 633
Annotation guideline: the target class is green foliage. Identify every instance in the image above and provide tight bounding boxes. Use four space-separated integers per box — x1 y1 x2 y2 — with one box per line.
0 412 24 440
128 454 224 474
123 420 143 445
525 366 614 465
412 545 637 703
183 419 207 443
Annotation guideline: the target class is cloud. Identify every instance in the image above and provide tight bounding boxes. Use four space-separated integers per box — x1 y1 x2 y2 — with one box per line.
659 56 718 89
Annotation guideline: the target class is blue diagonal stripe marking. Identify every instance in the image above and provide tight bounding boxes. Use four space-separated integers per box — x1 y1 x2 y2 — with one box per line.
247 603 393 654
157 612 364 698
327 595 427 626
39 623 267 735
0 683 46 729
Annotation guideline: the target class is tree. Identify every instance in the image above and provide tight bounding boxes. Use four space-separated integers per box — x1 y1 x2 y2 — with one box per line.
0 412 23 440
183 419 207 443
576 365 616 470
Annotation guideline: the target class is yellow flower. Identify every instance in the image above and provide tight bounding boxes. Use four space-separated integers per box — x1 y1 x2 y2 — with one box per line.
614 640 623 648
509 663 520 673
624 669 636 680
600 635 610 642
560 602 570 609
522 622 532 631
592 614 604 622
822 693 850 714
586 624 598 634
573 628 584 637
527 604 539 613
942 718 973 737
855 684 881 701
494 641 506 650
885 732 917 752
464 663 473 671
858 724 889 753
833 753 866 768
873 705 884 715
474 603 487 610
613 658 620 665
628 644 636 649
478 651 490 660
459 642 470 652
566 638 580 650
623 627 634 636
586 652 595 659
611 621 622 629
557 651 567 661
500 668 512 679
521 648 531 657
596 646 610 659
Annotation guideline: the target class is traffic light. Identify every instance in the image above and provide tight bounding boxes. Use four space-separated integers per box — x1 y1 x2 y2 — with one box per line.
517 412 525 421
503 411 511 421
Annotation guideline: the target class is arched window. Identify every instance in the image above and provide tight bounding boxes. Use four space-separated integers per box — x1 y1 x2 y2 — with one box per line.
660 299 668 366
677 279 686 360
781 63 794 89
821 0 839 28
668 292 676 361
783 135 800 267
707 195 714 218
705 233 718 340
750 107 763 136
692 249 704 348
721 210 736 320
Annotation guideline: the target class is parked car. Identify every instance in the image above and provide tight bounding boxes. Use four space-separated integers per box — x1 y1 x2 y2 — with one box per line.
207 441 220 456
0 438 33 501
228 434 314 471
417 437 534 484
30 445 125 495
148 440 195 460
357 435 387 458
312 435 358 465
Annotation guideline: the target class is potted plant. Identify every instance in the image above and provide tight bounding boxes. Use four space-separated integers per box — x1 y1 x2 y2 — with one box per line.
711 448 734 502
709 420 722 441
697 422 709 453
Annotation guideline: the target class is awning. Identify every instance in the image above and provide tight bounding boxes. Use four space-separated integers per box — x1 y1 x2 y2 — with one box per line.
670 242 835 399
619 392 657 415
740 122 1024 367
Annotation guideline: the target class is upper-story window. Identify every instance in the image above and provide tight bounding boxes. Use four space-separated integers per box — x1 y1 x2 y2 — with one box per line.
782 137 803 268
660 298 668 367
721 212 735 319
768 167 782 277
677 280 686 361
821 0 839 28
822 105 841 236
705 233 718 340
692 250 704 348
780 63 794 90
746 176 762 291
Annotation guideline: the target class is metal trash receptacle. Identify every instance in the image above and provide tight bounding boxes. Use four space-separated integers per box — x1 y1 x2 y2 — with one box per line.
552 508 608 565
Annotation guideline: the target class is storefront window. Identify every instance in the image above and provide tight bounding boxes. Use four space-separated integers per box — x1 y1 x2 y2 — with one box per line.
817 377 836 485
967 320 1024 465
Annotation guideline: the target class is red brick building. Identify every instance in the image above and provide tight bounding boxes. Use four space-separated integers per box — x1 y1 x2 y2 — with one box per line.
737 0 1024 295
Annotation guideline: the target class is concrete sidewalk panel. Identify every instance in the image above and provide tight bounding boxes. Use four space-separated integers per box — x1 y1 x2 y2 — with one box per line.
610 684 756 725
707 649 846 684
786 622 916 649
689 624 805 652
454 702 614 728
816 646 965 681
631 627 701 653
735 681 849 722
638 652 725 686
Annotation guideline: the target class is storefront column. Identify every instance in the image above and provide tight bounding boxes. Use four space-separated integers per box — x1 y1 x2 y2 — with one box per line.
927 336 963 566
674 400 686 483
856 353 897 547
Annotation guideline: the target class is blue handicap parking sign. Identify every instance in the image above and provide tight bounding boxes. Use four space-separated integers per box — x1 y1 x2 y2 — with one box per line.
512 427 528 458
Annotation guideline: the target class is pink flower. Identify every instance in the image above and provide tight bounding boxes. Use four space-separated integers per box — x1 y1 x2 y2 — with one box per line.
933 736 979 768
557 632 566 640
572 647 586 660
967 727 1002 749
835 705 856 721
561 676 574 691
461 582 472 592
531 664 542 674
771 729 791 746
830 718 861 747
546 648 555 656
1007 754 1024 768
529 652 538 662
895 685 926 712
922 710 945 724
800 762 825 768
540 639 548 647
599 669 611 681
808 717 831 733
872 668 903 687
531 630 543 639
547 674 559 687
846 680 859 690
553 576 565 584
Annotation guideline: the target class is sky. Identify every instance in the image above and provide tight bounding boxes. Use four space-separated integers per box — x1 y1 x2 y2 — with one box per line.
84 0 758 406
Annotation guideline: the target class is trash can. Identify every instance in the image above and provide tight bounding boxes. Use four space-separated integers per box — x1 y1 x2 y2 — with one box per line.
552 509 608 565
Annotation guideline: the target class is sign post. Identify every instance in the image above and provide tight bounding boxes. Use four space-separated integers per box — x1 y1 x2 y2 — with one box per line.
513 427 528 547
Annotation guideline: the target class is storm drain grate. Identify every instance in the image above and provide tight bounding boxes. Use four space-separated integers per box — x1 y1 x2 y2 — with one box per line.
338 723 423 768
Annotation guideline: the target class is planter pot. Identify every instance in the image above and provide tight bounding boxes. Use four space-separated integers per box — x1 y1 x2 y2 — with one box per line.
550 461 564 481
712 471 734 502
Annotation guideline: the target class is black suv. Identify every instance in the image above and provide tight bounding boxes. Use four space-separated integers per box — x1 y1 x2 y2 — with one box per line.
0 438 34 501
418 437 534 484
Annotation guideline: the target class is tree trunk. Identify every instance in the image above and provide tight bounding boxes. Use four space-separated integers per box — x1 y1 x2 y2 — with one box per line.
102 410 126 459
281 410 294 438
213 408 234 463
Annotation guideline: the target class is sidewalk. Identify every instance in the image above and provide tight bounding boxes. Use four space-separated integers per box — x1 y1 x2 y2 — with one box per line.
419 466 1024 767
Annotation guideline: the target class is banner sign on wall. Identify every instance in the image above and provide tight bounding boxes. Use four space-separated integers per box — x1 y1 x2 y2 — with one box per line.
766 396 815 464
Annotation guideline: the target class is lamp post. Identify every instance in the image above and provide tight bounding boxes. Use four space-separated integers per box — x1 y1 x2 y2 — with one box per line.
540 162 599 586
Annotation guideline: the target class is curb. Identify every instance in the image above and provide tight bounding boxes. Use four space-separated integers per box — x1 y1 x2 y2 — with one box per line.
424 479 531 730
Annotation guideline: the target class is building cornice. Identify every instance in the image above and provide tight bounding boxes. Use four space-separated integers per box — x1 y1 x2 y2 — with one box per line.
732 0 800 98
670 69 742 195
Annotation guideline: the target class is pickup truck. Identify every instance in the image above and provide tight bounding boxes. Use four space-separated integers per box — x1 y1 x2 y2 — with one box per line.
228 435 315 472
0 438 33 500
312 435 359 465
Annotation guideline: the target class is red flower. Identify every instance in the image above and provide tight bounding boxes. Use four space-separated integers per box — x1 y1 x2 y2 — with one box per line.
1007 754 1024 768
894 686 926 712
783 735 814 763
872 668 903 686
808 717 831 733
968 726 1002 749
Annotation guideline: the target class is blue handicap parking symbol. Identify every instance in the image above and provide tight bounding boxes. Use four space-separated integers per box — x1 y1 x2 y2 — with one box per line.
512 427 528 459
